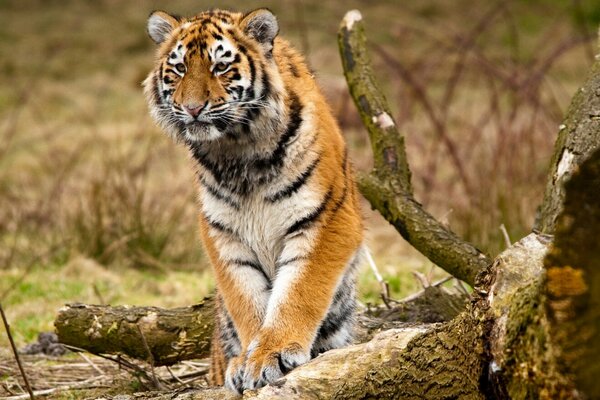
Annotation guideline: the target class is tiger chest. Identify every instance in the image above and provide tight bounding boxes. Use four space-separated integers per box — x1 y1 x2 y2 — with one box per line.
200 185 317 278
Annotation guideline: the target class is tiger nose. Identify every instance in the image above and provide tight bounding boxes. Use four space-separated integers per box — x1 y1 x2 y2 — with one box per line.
183 102 207 118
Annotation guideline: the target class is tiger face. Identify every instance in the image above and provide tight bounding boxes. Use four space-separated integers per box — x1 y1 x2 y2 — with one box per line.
144 9 280 143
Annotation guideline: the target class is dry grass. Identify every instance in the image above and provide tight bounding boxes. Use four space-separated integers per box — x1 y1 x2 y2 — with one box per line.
0 2 597 388
0 349 212 398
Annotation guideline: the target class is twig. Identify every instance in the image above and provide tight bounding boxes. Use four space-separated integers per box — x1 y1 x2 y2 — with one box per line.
77 352 105 376
412 271 430 289
363 246 391 309
454 280 471 296
92 284 106 305
0 303 34 400
137 324 164 390
499 224 512 248
62 344 155 386
166 366 186 386
2 381 17 396
397 276 454 304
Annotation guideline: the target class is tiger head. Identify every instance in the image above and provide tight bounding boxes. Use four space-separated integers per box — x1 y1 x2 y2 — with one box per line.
143 9 282 143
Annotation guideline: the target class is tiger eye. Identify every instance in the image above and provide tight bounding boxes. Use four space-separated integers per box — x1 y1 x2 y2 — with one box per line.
214 62 229 73
175 63 186 73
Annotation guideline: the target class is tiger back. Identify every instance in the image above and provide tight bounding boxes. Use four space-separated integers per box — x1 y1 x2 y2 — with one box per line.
144 8 364 393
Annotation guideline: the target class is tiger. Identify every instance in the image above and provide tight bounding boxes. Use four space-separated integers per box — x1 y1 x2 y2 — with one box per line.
143 8 364 393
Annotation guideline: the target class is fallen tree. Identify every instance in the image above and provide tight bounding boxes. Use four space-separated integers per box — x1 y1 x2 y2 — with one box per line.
53 10 600 399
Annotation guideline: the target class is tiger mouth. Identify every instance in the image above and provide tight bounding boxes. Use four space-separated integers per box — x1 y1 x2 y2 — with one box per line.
187 120 211 128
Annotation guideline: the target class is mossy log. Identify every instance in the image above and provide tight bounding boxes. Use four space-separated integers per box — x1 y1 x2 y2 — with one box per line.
55 297 215 366
543 148 600 398
54 287 466 365
87 233 550 400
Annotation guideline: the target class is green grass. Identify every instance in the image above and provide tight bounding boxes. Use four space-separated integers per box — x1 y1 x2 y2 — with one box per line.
1 260 215 346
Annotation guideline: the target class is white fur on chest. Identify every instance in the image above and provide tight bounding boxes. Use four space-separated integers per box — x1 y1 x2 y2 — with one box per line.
200 180 321 277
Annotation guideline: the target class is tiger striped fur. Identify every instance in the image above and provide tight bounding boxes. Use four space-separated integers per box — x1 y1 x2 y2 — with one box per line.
143 8 364 393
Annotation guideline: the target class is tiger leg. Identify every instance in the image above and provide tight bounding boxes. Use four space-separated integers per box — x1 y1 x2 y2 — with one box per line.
241 224 363 390
208 296 241 386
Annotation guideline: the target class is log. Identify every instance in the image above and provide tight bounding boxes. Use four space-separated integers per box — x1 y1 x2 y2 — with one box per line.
55 297 215 366
54 288 466 365
89 233 549 400
338 10 490 286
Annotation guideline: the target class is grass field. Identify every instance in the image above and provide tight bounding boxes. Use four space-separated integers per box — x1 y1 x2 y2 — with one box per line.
0 0 597 355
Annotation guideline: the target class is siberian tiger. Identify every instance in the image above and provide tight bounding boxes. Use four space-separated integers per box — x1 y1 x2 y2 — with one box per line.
144 8 364 393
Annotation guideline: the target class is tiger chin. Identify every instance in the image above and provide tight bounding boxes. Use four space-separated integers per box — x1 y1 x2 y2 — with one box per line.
143 8 364 394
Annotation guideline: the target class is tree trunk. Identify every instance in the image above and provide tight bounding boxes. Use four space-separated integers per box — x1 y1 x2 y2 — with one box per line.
543 148 600 398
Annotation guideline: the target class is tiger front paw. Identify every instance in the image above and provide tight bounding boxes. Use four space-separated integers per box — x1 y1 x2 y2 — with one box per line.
242 340 310 391
224 355 246 394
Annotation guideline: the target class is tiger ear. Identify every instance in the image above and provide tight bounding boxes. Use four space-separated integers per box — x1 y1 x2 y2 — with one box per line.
240 9 279 46
147 11 180 44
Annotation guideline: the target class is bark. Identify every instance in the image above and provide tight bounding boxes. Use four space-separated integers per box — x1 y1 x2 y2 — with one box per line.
543 148 600 398
54 297 215 366
338 10 490 286
535 58 600 233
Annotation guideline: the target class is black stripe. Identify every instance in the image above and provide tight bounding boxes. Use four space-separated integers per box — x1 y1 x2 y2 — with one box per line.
277 353 291 374
316 306 353 342
229 259 271 288
206 217 235 235
289 62 300 78
286 186 334 236
200 178 240 209
260 64 271 100
317 293 355 341
193 150 225 183
275 256 308 269
151 74 161 104
246 56 256 100
330 149 350 216
267 156 320 202
254 92 303 171
188 93 304 194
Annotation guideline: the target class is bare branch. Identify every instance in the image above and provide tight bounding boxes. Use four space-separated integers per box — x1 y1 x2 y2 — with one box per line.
338 10 491 285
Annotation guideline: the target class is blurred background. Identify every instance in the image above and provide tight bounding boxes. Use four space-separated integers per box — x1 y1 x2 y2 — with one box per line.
0 0 598 349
